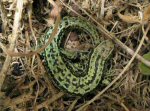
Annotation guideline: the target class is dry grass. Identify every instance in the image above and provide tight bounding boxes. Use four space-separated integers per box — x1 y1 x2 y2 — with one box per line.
0 0 150 111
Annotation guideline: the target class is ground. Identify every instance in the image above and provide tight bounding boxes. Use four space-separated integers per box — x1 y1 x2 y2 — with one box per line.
0 0 150 111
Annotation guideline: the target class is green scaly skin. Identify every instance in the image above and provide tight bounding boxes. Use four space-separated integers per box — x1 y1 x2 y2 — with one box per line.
40 17 114 95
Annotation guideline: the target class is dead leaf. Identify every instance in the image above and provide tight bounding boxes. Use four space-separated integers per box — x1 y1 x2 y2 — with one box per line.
45 18 55 26
143 5 150 23
82 0 90 9
50 0 62 18
118 12 140 23
114 1 120 6
47 0 62 26
105 9 113 20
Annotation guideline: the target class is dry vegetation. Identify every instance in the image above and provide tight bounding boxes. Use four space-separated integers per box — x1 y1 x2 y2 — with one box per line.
0 0 150 111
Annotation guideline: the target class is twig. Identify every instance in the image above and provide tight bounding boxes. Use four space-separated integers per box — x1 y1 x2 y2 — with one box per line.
100 0 105 18
27 2 39 107
0 0 7 33
59 0 82 18
67 97 80 111
35 92 64 110
28 2 37 49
